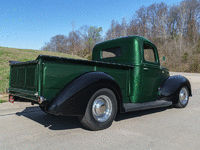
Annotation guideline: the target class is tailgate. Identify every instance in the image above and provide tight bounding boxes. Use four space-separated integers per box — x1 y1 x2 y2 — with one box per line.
9 60 39 101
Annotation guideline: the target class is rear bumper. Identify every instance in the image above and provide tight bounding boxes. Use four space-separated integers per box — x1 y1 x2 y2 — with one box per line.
8 87 47 105
8 93 49 107
8 94 39 104
8 87 38 101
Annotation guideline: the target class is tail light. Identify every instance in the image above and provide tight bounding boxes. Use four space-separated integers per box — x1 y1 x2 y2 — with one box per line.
9 95 14 103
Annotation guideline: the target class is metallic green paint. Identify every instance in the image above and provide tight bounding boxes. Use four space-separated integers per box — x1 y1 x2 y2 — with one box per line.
8 36 170 105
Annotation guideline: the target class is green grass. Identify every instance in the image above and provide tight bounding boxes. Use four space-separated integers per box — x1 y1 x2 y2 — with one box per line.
0 100 7 103
0 47 85 94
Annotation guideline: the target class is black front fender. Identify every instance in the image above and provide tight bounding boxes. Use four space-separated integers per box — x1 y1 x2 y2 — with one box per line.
46 72 124 116
159 75 192 97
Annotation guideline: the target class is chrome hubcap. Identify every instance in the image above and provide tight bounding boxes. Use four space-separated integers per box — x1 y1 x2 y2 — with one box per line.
92 95 112 122
179 87 188 105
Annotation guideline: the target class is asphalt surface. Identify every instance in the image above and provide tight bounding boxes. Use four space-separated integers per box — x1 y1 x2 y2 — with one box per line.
0 72 200 150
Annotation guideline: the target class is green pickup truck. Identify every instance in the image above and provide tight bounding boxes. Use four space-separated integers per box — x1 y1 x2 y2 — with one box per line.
8 36 192 130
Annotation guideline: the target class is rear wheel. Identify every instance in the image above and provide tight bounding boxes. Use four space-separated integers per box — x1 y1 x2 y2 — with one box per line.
79 88 117 131
174 86 189 108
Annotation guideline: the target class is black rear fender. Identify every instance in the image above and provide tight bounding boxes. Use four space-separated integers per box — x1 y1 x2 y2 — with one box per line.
46 72 124 116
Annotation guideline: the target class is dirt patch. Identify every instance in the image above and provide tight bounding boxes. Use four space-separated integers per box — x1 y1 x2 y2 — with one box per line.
0 94 9 101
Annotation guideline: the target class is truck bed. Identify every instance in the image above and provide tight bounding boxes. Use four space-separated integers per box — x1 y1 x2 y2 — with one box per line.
9 55 133 103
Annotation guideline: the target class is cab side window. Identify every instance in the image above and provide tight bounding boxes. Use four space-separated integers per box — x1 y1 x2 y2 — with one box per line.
102 47 121 58
143 43 156 63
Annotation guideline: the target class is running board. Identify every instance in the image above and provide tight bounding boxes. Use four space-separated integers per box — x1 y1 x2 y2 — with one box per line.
124 100 172 112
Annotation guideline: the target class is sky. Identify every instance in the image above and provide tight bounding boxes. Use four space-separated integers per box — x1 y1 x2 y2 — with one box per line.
0 0 184 50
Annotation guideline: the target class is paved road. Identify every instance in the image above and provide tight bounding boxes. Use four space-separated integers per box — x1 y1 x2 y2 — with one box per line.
0 72 200 150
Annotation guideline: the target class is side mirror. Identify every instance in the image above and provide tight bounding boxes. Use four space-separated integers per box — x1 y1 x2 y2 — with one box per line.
163 56 166 61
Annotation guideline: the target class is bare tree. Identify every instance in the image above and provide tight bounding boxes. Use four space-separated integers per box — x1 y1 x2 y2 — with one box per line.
41 34 68 53
126 19 138 36
121 17 127 37
147 3 157 41
134 6 149 38
68 31 81 55
167 4 179 38
111 19 116 39
157 3 168 42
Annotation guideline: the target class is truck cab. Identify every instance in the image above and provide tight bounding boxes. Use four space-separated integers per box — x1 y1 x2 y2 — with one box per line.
92 36 169 103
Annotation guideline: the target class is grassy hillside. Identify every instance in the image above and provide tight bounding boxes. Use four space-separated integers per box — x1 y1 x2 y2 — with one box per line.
0 47 85 94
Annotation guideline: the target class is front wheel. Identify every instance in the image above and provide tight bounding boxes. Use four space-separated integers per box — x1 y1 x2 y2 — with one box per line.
79 88 117 131
174 86 189 108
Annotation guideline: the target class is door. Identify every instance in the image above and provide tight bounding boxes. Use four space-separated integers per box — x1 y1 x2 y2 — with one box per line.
140 42 161 102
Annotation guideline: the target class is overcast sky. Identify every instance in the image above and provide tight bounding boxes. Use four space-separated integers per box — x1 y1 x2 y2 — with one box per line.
0 0 184 50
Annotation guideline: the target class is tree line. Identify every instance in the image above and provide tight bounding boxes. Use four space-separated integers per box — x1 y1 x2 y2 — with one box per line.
41 22 103 59
42 0 200 72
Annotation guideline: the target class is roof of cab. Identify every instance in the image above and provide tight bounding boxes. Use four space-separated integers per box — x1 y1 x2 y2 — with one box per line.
95 35 152 47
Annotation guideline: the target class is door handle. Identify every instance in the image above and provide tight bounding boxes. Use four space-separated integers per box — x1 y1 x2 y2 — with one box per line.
143 68 148 71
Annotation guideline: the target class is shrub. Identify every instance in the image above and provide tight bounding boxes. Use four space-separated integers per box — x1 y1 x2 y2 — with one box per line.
188 60 199 72
182 52 189 62
87 53 92 60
